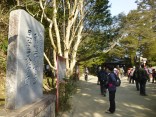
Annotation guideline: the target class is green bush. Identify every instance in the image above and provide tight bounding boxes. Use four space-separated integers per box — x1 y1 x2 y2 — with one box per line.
58 78 77 112
0 39 8 53
0 56 6 71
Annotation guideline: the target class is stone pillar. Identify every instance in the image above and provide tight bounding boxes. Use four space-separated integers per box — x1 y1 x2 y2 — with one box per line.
6 9 44 109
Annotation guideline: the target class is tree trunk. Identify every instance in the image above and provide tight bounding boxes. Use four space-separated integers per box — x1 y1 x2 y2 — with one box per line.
69 0 84 76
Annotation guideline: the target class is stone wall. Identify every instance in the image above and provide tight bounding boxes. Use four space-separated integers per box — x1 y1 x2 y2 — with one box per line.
0 95 56 117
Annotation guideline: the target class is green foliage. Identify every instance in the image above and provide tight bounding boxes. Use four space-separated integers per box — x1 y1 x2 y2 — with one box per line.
0 1 13 72
0 39 8 53
0 37 7 71
108 0 156 65
0 56 6 72
58 78 77 112
84 0 111 30
78 2 126 67
78 30 111 64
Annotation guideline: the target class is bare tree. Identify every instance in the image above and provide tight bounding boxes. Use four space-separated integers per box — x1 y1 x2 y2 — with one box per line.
39 0 86 76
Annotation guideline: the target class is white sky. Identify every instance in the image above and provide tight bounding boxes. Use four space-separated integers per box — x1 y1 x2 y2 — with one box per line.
109 0 137 16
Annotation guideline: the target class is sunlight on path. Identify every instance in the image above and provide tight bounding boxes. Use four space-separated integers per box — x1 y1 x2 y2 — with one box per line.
59 75 156 117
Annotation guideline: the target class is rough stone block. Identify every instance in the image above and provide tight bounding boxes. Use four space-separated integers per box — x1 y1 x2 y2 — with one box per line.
6 9 44 109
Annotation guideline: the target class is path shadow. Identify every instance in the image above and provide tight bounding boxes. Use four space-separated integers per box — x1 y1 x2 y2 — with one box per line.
64 75 156 117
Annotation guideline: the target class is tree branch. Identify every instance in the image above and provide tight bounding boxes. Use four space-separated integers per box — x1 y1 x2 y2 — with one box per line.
44 53 56 70
49 22 57 50
53 0 62 56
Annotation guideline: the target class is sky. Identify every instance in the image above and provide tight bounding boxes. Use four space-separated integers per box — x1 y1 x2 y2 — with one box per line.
109 0 138 16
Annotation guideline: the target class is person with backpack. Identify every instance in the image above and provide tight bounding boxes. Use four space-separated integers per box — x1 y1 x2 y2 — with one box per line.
105 66 117 114
138 64 149 96
99 66 108 96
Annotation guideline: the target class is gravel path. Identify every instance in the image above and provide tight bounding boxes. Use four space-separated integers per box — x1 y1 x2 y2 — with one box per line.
59 75 156 117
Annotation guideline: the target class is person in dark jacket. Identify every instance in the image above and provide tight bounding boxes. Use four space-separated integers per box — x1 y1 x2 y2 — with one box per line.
97 66 101 85
138 64 149 96
133 65 140 91
99 66 108 96
105 66 117 114
152 69 156 83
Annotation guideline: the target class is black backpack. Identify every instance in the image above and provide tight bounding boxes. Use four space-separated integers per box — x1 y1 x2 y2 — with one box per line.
113 73 121 87
115 76 121 87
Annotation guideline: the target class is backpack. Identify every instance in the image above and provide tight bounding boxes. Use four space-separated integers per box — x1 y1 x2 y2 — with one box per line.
113 73 121 87
139 68 149 81
109 73 121 87
115 76 121 87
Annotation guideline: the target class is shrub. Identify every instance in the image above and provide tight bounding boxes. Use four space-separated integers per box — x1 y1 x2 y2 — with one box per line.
58 78 77 112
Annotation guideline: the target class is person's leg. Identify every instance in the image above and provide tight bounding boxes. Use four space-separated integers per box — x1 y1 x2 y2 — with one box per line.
100 83 104 95
132 78 134 84
148 76 150 82
109 91 116 113
97 77 100 85
103 86 107 96
142 80 147 95
152 76 154 83
129 76 131 83
136 81 140 91
140 82 143 95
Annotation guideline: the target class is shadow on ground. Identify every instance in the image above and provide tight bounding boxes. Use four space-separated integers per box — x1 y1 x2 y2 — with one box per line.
59 75 156 117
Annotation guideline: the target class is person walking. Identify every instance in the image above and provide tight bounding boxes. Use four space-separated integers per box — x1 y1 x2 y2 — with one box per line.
129 67 135 84
99 66 108 96
84 67 89 81
105 66 117 114
138 64 149 96
133 65 140 91
152 69 156 83
97 66 101 85
127 68 131 81
148 65 153 82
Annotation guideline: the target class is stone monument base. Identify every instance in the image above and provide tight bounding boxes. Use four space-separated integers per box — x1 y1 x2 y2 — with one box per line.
0 94 56 117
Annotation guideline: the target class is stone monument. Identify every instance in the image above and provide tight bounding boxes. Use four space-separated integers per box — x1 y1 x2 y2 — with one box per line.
6 9 44 109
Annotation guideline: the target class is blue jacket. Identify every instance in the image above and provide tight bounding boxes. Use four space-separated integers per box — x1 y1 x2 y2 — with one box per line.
107 72 116 91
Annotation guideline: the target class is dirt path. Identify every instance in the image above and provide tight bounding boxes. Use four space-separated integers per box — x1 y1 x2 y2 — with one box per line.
58 75 156 117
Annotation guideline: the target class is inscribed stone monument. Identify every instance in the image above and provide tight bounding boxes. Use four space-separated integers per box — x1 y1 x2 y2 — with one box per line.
6 9 44 109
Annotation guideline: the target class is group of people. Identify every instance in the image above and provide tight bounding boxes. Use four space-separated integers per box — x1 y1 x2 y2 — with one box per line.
128 64 156 96
83 63 155 114
96 63 156 114
97 65 120 114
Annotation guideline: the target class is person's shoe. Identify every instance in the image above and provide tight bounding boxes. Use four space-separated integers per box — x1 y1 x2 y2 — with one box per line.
143 94 148 96
105 110 114 114
140 94 148 96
